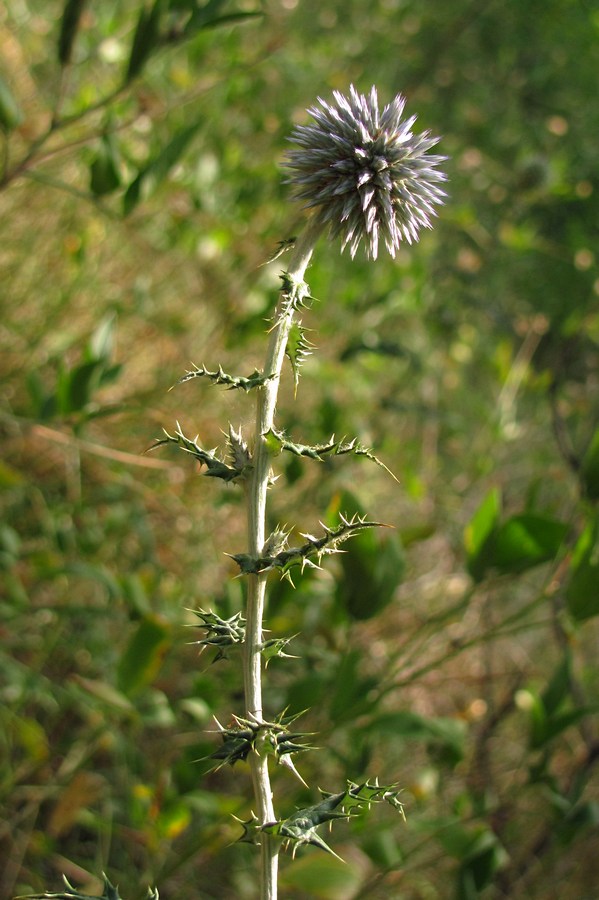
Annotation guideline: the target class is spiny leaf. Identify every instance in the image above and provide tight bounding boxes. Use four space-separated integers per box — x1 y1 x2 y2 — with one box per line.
227 424 252 473
260 236 297 266
258 780 404 859
261 635 299 666
233 811 261 845
285 321 315 391
227 514 390 579
263 429 398 481
189 608 245 661
278 271 317 317
263 428 335 460
14 873 158 900
260 796 348 860
148 422 247 483
330 780 406 817
206 711 315 772
208 715 256 768
173 363 274 392
334 437 400 483
262 526 292 556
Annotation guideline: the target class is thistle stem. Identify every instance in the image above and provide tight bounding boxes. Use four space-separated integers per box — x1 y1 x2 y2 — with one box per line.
243 214 323 899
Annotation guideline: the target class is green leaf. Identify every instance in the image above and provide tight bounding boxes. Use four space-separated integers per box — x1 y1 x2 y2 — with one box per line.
181 0 264 38
39 316 121 418
464 487 501 580
329 650 379 722
456 829 507 895
328 489 403 619
90 134 121 196
336 525 404 620
369 712 466 765
87 313 117 362
56 360 104 414
541 653 572 717
566 517 599 621
63 562 121 600
10 716 50 764
525 661 596 750
123 118 203 215
0 73 22 131
124 0 164 84
491 514 568 573
279 853 361 899
75 677 136 713
116 614 171 695
465 493 567 579
531 705 595 750
581 426 599 500
57 0 88 66
556 801 599 846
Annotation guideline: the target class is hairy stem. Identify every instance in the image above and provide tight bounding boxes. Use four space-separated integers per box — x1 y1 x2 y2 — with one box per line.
243 215 323 899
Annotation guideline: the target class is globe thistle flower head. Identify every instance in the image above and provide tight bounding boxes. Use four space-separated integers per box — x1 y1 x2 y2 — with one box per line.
285 85 447 260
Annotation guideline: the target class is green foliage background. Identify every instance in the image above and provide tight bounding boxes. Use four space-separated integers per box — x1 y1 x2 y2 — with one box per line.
1 1 598 897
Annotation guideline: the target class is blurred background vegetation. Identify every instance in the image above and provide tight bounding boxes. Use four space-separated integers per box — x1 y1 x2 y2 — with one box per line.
1 1 598 897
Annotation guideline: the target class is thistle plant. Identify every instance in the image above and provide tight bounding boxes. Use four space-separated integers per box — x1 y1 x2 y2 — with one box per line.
157 85 446 899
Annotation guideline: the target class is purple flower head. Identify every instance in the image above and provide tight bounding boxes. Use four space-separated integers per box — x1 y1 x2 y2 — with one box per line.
285 85 447 259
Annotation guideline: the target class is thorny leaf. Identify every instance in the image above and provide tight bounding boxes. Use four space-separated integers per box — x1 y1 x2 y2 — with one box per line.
233 811 260 844
227 424 252 474
324 780 406 817
15 874 158 900
172 363 274 392
285 321 315 392
260 236 297 266
227 514 390 580
206 711 314 775
148 422 247 483
208 716 256 768
258 780 404 859
262 526 292 556
261 635 299 666
264 429 398 482
189 608 246 662
278 271 317 318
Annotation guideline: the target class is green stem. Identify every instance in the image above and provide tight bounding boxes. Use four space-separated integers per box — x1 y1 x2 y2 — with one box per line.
243 215 323 900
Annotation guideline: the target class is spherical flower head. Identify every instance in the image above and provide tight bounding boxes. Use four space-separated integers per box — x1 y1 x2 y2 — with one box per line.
285 85 447 260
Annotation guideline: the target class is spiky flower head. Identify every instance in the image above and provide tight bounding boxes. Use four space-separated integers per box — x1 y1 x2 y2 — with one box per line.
285 85 447 260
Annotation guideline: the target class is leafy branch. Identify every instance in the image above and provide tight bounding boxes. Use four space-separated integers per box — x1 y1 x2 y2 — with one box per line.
173 364 275 392
263 428 399 481
15 875 158 900
227 514 390 579
276 271 317 321
241 781 404 859
285 321 315 390
207 710 316 785
148 422 251 483
189 608 296 665
189 608 246 661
